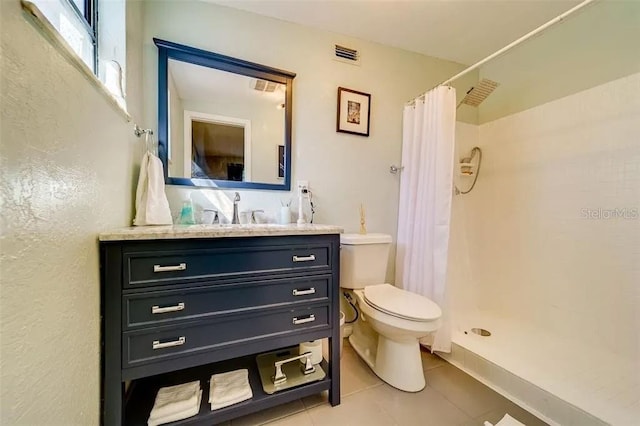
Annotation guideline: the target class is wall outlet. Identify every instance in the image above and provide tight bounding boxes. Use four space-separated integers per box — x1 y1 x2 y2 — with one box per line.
297 180 309 197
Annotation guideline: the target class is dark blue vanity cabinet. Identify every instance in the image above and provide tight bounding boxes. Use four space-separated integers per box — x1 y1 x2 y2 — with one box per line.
100 234 341 425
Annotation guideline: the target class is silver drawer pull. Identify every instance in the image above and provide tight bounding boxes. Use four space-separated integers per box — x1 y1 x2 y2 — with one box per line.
292 288 316 296
292 314 316 325
153 263 187 273
293 255 316 262
151 302 185 314
152 336 185 350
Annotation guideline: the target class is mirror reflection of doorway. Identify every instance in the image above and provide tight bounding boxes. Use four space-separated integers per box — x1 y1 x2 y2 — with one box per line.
184 111 251 181
192 121 243 180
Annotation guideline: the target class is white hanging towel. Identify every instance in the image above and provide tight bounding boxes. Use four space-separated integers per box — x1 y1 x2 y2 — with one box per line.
209 369 252 410
134 151 173 226
147 381 201 426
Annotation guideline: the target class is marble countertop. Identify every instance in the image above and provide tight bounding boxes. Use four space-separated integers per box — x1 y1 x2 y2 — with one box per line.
98 223 343 241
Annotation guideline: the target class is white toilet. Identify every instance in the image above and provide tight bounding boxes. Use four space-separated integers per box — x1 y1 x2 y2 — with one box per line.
340 233 442 392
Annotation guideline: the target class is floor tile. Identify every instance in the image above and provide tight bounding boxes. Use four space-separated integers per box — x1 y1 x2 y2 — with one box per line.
307 388 397 426
340 342 383 396
471 400 549 426
230 400 305 426
263 410 314 426
421 347 448 371
303 341 381 408
369 383 472 426
230 341 543 426
301 390 328 410
425 363 511 418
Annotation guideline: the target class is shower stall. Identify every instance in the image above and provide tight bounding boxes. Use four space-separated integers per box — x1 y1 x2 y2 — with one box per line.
438 1 640 425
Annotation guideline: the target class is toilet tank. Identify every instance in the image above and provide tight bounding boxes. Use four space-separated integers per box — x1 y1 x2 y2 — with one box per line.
340 233 392 289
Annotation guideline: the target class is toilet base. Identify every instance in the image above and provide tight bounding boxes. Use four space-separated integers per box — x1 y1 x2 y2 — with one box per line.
374 335 425 392
349 318 426 392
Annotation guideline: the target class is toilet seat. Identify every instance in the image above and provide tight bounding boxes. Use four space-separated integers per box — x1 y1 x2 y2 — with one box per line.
363 284 441 322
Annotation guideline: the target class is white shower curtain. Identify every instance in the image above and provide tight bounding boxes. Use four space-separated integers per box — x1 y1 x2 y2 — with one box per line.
395 86 456 353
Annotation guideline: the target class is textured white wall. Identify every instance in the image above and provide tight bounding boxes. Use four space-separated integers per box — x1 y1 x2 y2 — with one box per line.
0 1 143 424
459 73 640 360
142 1 476 281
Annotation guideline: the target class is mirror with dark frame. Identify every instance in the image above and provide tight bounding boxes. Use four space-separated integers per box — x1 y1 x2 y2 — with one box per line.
155 38 295 190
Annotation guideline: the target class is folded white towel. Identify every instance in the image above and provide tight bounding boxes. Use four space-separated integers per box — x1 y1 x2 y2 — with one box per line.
209 369 252 410
148 381 201 425
134 151 173 226
484 413 526 426
210 388 252 411
148 390 202 426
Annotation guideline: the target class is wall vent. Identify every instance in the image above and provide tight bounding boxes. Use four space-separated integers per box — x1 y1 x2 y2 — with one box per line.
334 44 361 66
252 79 278 92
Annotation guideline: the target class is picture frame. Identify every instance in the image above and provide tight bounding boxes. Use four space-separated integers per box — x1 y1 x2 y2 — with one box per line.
336 87 371 137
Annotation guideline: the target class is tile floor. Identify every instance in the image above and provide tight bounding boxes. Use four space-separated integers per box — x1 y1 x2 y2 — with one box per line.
228 340 549 426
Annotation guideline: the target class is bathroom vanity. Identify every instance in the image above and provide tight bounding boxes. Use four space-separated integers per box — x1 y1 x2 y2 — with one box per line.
99 225 341 425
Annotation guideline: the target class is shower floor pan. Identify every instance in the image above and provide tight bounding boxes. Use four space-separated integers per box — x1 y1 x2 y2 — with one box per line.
438 311 638 426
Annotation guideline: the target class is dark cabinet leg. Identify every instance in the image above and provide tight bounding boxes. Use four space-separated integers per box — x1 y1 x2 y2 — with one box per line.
102 380 123 426
329 235 341 407
328 327 341 406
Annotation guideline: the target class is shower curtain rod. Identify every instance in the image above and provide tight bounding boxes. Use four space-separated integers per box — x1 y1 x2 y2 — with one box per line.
406 0 598 106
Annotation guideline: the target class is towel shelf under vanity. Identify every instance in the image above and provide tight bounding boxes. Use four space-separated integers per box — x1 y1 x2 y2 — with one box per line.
100 232 341 425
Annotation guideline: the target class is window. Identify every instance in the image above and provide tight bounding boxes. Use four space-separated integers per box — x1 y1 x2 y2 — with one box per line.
23 0 126 107
30 0 97 71
70 0 86 15
68 0 97 69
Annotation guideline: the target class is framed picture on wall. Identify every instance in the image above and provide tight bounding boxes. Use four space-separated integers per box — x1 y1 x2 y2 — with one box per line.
278 145 285 178
336 87 371 137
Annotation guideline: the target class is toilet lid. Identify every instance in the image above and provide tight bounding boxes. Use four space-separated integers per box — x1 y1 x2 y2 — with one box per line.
363 284 442 322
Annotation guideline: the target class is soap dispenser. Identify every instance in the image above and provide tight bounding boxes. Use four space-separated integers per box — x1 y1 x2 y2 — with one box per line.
177 200 195 225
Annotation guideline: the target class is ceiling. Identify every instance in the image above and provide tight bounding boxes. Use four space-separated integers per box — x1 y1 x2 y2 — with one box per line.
169 59 285 105
210 0 582 65
196 0 639 123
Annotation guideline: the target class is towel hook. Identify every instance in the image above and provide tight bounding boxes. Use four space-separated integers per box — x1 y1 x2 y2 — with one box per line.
133 124 154 138
389 165 404 174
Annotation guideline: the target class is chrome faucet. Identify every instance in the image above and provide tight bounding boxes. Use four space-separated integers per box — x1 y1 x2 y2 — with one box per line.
232 192 241 224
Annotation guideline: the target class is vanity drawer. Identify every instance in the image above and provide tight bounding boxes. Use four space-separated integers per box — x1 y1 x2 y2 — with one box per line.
124 245 330 288
123 275 331 329
123 305 329 367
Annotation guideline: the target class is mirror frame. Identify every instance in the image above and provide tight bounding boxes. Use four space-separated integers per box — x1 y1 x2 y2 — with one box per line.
154 38 296 190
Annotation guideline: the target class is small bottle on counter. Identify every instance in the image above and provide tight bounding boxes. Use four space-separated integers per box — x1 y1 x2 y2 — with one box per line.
279 206 291 224
177 200 195 225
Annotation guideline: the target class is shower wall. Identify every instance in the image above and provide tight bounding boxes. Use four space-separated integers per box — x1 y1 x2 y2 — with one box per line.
453 72 640 361
447 122 479 317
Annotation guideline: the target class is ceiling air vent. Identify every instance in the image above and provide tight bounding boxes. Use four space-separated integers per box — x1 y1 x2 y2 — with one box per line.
252 79 278 92
334 44 361 66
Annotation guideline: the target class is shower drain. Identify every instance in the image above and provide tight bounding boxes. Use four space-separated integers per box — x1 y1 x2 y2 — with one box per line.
469 328 491 336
